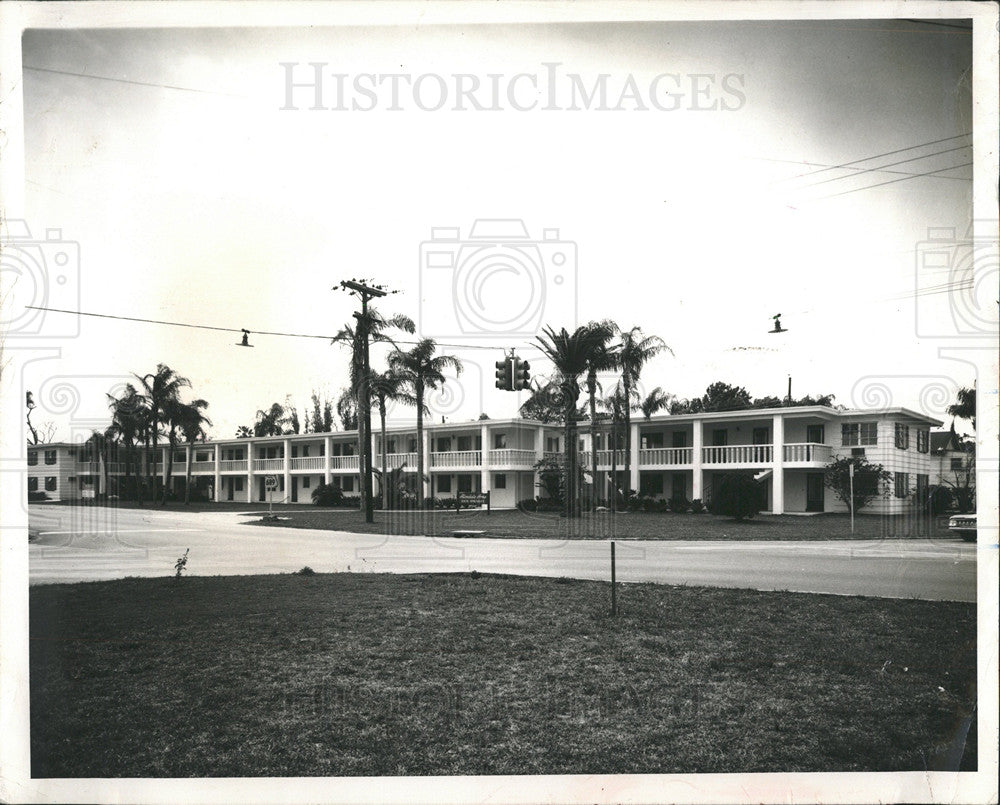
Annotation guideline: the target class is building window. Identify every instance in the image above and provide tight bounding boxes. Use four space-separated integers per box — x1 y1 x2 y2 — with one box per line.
806 424 825 444
671 432 687 448
457 435 473 452
752 427 770 446
235 478 244 491
27 451 37 466
894 424 910 450
842 423 877 446
916 474 928 499
950 457 964 471
437 475 452 494
342 476 355 492
196 450 211 462
641 433 664 449
457 475 473 493
291 446 298 458
302 477 310 489
45 477 57 492
28 477 38 492
894 472 909 499
851 448 866 458
546 436 559 452
437 437 452 452
44 450 57 465
494 473 506 489
711 429 728 447
407 438 417 453
916 430 929 453
494 433 507 449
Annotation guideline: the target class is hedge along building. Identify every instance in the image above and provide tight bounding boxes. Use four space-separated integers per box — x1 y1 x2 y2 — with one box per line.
28 405 942 515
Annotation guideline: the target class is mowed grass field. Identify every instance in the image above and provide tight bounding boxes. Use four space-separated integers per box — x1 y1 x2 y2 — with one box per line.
31 573 976 777
245 506 955 541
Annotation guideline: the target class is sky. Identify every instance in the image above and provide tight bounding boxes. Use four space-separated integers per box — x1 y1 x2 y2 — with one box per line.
12 17 981 442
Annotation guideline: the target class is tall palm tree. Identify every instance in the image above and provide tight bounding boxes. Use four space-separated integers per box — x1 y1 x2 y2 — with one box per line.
178 399 212 504
235 425 253 438
387 339 463 506
947 385 976 431
107 383 148 502
617 327 670 501
135 364 191 505
581 320 619 506
254 402 289 437
601 382 632 508
368 369 417 508
534 325 599 518
639 387 673 420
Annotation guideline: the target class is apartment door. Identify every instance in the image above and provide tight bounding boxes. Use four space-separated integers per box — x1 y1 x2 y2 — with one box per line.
806 425 825 444
806 473 825 512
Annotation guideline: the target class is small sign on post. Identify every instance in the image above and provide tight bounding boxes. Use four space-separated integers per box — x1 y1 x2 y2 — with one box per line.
265 474 278 516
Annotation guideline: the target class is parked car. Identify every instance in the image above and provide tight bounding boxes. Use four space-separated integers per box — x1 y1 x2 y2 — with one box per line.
948 513 977 542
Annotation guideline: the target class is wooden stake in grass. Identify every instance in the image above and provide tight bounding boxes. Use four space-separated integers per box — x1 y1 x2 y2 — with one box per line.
611 541 617 617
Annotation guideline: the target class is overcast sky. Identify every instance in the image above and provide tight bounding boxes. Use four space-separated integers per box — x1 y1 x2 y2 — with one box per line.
17 18 977 441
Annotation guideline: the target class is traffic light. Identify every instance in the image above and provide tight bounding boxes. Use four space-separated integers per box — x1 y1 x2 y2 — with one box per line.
513 359 531 390
495 359 513 391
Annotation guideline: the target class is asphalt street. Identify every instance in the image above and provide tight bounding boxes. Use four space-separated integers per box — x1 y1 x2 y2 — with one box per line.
28 505 976 601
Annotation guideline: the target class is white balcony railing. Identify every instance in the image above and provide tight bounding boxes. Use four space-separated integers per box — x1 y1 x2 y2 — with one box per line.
253 458 285 472
543 451 562 463
639 447 694 466
219 460 248 472
329 455 359 470
290 456 325 471
783 443 833 463
488 448 537 466
380 453 417 469
702 445 773 465
430 450 482 468
190 462 215 473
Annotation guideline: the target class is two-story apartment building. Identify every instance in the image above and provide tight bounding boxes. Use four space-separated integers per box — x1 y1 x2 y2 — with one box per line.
28 405 942 514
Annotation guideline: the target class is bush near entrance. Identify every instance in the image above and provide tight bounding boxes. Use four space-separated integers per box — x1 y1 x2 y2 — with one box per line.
711 473 763 521
823 456 891 513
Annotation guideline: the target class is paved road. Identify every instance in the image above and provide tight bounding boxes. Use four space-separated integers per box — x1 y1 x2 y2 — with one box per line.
28 506 977 601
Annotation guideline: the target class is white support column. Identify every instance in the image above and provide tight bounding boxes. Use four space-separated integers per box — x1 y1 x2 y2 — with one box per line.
212 445 221 502
323 435 333 486
282 438 291 505
629 422 640 493
692 420 704 501
246 440 254 503
772 414 785 514
421 429 431 499
479 423 490 495
185 444 193 502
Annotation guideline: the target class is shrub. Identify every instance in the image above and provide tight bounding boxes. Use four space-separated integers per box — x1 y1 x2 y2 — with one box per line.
28 491 50 502
311 483 345 506
690 499 706 514
517 498 538 512
711 474 762 520
925 485 953 516
669 496 690 513
295 566 316 576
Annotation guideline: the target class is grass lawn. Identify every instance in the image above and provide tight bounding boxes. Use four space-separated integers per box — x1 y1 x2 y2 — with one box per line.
246 506 956 541
31 573 976 777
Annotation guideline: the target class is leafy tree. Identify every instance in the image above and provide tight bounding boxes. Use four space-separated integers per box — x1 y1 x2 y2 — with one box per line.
310 391 335 433
106 383 148 501
701 381 752 412
617 327 670 503
823 456 892 512
388 339 463 506
254 402 290 437
947 386 976 431
943 450 975 513
518 378 576 423
336 388 358 431
26 391 39 445
712 473 763 520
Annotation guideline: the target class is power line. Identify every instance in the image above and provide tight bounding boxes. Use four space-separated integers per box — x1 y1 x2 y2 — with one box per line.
749 155 971 181
773 133 971 184
806 161 973 202
23 306 517 351
22 65 244 98
795 144 971 190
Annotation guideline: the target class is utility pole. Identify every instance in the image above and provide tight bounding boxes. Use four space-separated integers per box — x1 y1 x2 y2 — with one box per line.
338 279 388 525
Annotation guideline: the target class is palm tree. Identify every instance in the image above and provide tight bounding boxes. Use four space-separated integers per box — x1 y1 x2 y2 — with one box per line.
387 339 463 506
601 382 632 508
947 386 976 431
135 364 191 505
581 320 619 506
178 399 212 504
368 369 416 508
617 328 670 501
639 387 673 420
235 425 253 438
254 402 289 437
85 429 112 501
107 383 148 502
333 308 415 518
534 325 600 518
